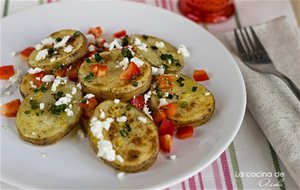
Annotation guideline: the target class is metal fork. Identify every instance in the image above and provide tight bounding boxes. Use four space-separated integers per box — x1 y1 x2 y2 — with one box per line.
234 26 300 102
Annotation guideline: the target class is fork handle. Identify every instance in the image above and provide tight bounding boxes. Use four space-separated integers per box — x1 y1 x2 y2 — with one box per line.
274 72 300 102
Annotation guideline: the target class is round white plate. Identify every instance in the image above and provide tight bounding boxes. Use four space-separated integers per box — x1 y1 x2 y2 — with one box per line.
0 1 246 189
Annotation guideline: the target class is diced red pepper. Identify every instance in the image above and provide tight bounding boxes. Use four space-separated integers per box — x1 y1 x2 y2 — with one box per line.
20 47 35 59
113 30 127 38
130 95 145 110
120 62 140 80
161 102 177 117
153 109 167 125
88 26 103 38
159 119 177 136
90 65 108 77
176 126 194 139
80 97 98 119
159 134 173 153
0 65 14 80
193 69 209 81
55 68 67 77
66 61 82 82
0 99 21 117
157 75 176 89
31 71 45 87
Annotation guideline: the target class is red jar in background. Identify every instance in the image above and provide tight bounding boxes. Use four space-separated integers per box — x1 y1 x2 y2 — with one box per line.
178 0 235 23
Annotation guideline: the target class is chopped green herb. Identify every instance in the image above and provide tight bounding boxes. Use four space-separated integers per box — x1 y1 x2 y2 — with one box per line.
29 100 39 110
151 45 158 50
156 89 164 98
84 73 94 82
33 89 39 93
49 104 67 115
85 58 92 63
56 37 62 42
56 63 64 70
74 31 81 37
47 47 55 56
54 91 64 100
179 83 184 87
120 123 132 137
142 35 149 40
167 94 173 99
160 53 180 66
180 101 188 108
160 54 168 61
126 104 131 111
95 54 102 63
192 86 197 92
121 35 129 46
121 48 133 60
82 98 88 104
36 112 40 116
132 81 138 87
176 77 185 83
24 110 31 114
40 86 48 92
162 64 169 70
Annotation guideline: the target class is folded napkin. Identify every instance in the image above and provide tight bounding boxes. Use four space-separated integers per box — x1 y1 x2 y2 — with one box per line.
221 16 300 187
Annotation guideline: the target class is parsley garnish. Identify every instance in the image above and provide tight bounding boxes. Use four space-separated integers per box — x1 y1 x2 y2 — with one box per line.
120 123 132 137
24 110 31 114
176 77 185 87
180 101 187 108
33 89 39 93
167 94 173 99
121 48 133 60
192 86 197 92
132 81 138 87
47 47 55 57
40 86 48 92
29 100 39 110
126 104 131 111
56 37 62 42
74 31 81 37
84 73 94 82
156 89 164 98
151 45 158 50
54 91 64 101
85 58 92 63
142 35 149 40
121 35 129 46
49 104 67 115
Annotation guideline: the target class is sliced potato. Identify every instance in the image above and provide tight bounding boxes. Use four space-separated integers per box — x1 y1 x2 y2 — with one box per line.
88 100 159 173
150 74 215 127
28 29 88 71
78 49 152 101
129 34 184 73
16 80 82 145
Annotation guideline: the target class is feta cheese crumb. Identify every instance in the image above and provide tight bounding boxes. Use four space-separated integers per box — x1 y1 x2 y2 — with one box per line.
88 44 96 52
119 58 129 70
138 116 147 124
109 39 123 50
134 38 148 51
35 44 43 50
178 44 190 58
100 109 105 119
103 42 110 48
54 35 70 48
151 66 165 76
155 41 165 48
77 129 85 138
65 108 74 116
114 99 120 104
117 172 125 180
116 116 127 123
50 57 56 62
71 87 77 95
41 37 55 46
28 67 43 74
51 77 67 92
84 94 95 99
116 155 124 163
85 34 96 44
55 94 72 106
35 49 49 61
41 75 55 83
29 81 37 89
77 83 82 89
131 57 144 67
143 106 152 119
158 98 169 108
39 103 45 110
97 140 116 161
64 45 73 53
170 155 177 160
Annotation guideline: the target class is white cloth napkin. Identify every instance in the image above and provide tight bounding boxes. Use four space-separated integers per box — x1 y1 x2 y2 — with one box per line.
221 16 300 187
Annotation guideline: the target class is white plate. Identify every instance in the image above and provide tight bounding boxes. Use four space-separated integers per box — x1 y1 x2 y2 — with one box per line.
0 1 246 189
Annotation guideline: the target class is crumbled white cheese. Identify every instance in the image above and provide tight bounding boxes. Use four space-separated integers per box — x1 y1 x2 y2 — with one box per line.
51 77 67 92
116 116 127 123
77 83 82 89
28 67 43 74
97 140 116 161
65 108 74 116
178 44 190 58
71 87 77 95
138 116 147 124
170 155 177 160
117 172 125 180
100 109 105 119
143 106 152 119
84 94 95 99
39 103 45 110
35 44 43 50
116 155 124 163
35 49 48 61
77 129 85 138
103 42 110 48
119 58 129 70
158 98 169 108
41 37 55 46
50 57 56 62
88 44 96 52
9 51 17 57
155 41 165 48
114 99 120 104
54 35 70 48
41 75 55 83
90 117 104 139
9 69 23 84
69 104 72 109
131 57 144 67
64 45 73 53
144 91 152 103
164 92 169 97
151 66 165 76
134 38 148 51
55 94 72 106
109 39 123 50
29 81 37 89
85 34 96 44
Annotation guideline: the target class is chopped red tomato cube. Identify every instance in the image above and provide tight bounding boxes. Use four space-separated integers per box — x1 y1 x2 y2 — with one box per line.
130 95 145 110
157 75 176 89
159 119 177 136
90 65 108 77
193 69 209 81
161 102 177 117
153 109 167 125
0 65 14 80
113 30 127 38
88 26 103 38
31 71 45 87
120 62 140 80
66 62 81 82
159 134 173 153
80 97 98 119
0 99 21 117
176 126 194 139
20 47 35 59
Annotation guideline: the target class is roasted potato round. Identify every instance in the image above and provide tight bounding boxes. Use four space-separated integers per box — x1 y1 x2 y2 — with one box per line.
87 100 159 173
28 29 88 71
150 74 215 127
16 80 82 145
78 49 152 101
129 34 185 73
